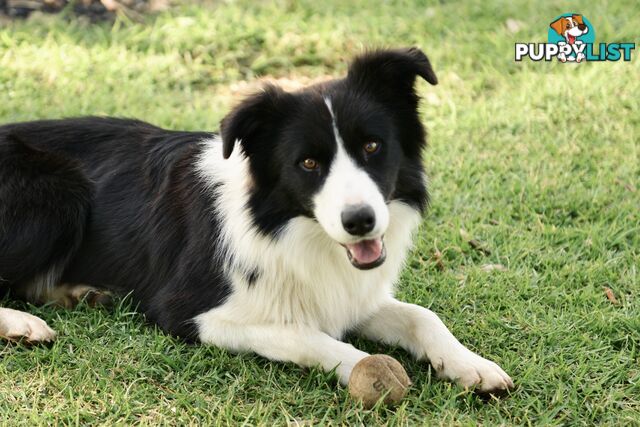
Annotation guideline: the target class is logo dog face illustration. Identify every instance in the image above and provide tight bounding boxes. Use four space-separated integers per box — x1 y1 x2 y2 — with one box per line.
515 13 636 63
550 14 589 62
550 14 589 44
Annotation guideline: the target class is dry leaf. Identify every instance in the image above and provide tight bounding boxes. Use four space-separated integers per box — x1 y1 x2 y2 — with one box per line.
604 287 618 305
468 239 492 256
460 229 491 256
432 249 445 271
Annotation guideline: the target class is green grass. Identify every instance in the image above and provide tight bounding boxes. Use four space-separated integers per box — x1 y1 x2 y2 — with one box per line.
1 0 639 424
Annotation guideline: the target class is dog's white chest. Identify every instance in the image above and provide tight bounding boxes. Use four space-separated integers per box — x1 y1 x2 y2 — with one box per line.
215 267 392 338
195 201 420 339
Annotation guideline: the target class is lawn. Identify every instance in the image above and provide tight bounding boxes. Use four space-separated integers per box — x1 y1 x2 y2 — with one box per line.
1 0 639 424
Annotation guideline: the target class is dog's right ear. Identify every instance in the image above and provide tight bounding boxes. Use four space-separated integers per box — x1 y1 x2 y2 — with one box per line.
221 85 292 159
549 17 566 36
347 47 438 95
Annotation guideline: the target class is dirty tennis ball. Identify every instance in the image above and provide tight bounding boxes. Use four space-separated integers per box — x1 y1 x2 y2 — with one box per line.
348 354 411 408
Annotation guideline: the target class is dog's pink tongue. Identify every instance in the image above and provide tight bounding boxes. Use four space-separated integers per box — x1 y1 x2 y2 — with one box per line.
346 238 383 265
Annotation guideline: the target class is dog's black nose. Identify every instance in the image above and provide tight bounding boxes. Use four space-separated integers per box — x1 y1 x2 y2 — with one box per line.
578 24 587 31
341 205 376 236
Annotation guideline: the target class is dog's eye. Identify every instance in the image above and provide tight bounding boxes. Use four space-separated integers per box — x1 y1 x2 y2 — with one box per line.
300 158 320 171
363 141 381 155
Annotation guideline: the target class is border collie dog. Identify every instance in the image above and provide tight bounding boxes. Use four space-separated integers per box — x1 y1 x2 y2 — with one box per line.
0 48 512 393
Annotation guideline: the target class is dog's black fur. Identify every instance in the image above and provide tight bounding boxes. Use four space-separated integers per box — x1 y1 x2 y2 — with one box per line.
0 119 230 338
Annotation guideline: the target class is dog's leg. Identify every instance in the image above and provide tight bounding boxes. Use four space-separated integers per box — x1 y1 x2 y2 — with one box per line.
196 315 368 384
357 298 513 393
0 307 56 343
34 284 113 309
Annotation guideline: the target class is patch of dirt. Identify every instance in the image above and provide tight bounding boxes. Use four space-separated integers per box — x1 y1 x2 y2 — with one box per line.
0 0 168 21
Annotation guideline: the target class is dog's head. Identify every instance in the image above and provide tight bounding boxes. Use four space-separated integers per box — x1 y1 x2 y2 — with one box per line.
220 48 437 270
550 14 589 43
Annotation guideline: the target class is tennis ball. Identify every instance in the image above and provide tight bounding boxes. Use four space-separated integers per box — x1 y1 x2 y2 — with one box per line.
348 354 411 408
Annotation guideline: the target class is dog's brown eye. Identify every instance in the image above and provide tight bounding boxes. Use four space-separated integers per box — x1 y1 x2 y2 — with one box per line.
301 158 319 171
363 141 380 154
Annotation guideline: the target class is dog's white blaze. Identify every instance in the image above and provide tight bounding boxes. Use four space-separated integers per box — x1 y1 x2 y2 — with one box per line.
314 98 389 244
195 137 420 338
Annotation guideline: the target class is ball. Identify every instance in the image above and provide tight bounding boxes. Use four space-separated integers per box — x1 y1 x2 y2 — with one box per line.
348 354 411 408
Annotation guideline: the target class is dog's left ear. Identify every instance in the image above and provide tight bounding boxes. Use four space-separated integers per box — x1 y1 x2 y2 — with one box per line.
347 47 438 97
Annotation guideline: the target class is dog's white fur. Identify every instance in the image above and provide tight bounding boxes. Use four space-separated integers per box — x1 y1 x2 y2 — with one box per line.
194 131 513 391
0 307 56 343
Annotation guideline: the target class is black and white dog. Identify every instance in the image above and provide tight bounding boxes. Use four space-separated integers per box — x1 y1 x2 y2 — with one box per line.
0 48 513 393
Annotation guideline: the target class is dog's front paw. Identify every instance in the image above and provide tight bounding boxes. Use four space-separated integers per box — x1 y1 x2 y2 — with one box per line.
0 308 56 343
432 349 513 394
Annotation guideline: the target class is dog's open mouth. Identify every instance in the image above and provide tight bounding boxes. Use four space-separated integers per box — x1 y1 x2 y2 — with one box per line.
343 237 386 270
